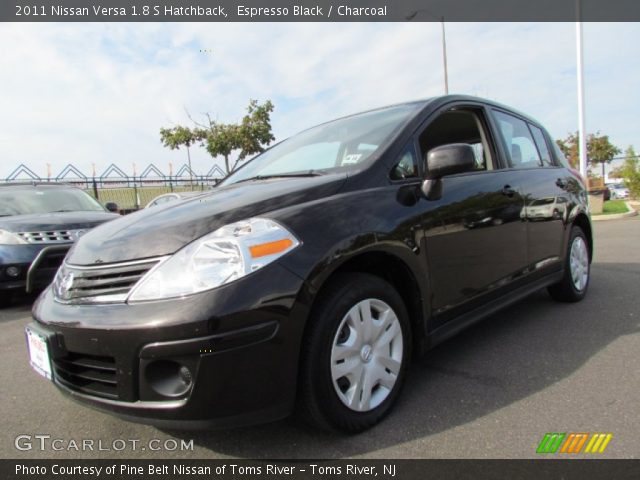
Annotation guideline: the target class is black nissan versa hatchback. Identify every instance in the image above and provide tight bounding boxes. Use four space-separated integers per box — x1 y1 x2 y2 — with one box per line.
27 95 592 432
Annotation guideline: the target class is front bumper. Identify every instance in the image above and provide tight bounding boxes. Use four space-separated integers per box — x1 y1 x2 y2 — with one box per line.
1 244 70 293
30 263 309 428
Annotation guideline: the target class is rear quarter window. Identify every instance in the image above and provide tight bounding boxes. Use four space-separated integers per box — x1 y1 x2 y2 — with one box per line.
552 142 571 168
528 124 555 167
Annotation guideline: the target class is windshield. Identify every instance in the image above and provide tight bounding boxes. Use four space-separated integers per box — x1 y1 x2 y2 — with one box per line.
222 104 420 185
0 187 105 216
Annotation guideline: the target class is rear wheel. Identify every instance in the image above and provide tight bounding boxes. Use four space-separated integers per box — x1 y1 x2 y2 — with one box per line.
298 273 411 433
548 225 590 302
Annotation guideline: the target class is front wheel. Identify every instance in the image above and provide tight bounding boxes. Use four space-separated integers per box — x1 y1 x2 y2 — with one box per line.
548 225 590 302
298 273 411 433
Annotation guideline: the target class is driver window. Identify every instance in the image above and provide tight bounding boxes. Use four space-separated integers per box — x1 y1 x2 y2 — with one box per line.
390 144 418 180
419 109 494 173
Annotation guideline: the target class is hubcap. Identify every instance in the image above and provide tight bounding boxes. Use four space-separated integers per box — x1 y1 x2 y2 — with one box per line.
360 345 373 363
569 236 589 291
330 298 403 412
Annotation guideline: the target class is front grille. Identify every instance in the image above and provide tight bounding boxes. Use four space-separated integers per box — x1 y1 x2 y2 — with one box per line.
17 229 85 244
54 258 163 304
53 352 118 400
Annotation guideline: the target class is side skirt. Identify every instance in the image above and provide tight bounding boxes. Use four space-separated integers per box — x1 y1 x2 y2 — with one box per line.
426 270 564 349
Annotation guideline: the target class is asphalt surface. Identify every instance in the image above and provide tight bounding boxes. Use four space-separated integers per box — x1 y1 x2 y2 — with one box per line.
1 217 638 459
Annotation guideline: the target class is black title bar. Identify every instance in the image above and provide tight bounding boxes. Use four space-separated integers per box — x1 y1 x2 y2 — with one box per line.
3 459 640 480
2 0 640 22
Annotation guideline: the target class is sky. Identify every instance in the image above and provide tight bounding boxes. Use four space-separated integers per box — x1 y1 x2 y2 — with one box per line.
1 22 638 180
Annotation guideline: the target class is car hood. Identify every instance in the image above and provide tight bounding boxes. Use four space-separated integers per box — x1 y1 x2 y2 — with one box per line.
68 173 347 265
0 211 119 233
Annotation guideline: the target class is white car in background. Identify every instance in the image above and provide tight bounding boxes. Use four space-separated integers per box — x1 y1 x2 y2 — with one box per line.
145 190 207 208
608 183 630 199
523 196 568 221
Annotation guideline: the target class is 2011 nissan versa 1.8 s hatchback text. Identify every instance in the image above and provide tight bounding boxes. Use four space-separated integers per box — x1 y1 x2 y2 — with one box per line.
27 95 592 432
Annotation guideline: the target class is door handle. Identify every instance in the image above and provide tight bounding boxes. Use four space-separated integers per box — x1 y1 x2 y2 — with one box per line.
556 178 568 189
502 185 516 197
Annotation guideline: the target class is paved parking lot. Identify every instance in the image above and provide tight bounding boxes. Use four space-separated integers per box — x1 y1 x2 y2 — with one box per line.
1 217 638 459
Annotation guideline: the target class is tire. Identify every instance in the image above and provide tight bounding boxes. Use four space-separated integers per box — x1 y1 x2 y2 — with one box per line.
298 273 411 433
548 225 590 302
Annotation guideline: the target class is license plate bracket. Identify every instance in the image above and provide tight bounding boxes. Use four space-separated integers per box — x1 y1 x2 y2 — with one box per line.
26 327 53 380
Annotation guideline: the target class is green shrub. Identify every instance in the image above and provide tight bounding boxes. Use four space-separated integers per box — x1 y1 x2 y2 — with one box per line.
618 147 640 199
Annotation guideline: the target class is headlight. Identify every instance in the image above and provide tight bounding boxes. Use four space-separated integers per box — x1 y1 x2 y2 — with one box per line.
127 217 300 302
0 229 27 245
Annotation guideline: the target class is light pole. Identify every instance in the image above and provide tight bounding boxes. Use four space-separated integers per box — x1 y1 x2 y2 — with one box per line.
406 10 449 94
575 2 588 180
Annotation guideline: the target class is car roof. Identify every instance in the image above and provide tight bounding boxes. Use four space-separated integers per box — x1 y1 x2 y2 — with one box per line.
428 94 545 127
311 94 545 132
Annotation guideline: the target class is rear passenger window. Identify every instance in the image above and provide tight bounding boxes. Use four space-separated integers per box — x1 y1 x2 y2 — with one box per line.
529 124 554 167
493 111 541 169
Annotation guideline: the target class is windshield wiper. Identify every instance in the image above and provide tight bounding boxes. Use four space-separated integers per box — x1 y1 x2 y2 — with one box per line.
232 171 325 185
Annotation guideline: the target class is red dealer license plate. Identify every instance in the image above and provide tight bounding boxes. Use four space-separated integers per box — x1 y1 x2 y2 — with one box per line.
26 327 52 380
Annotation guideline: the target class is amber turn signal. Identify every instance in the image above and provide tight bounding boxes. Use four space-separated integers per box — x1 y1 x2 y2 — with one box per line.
249 238 294 258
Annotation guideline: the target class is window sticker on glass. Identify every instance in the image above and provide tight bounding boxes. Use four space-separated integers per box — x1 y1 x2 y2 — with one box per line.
341 154 362 165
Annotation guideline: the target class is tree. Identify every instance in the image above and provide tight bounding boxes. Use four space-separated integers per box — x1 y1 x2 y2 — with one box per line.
160 100 275 177
613 146 640 199
235 99 276 171
556 133 579 168
588 133 620 180
159 126 197 186
193 123 241 175
556 132 620 179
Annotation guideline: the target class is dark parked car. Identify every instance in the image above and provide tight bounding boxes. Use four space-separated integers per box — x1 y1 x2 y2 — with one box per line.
0 183 118 305
27 96 592 432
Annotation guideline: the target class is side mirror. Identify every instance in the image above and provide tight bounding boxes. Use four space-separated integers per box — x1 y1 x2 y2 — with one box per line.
422 143 475 200
105 202 119 213
426 143 476 179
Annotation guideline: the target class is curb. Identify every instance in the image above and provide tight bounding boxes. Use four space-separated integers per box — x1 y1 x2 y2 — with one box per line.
591 201 638 221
